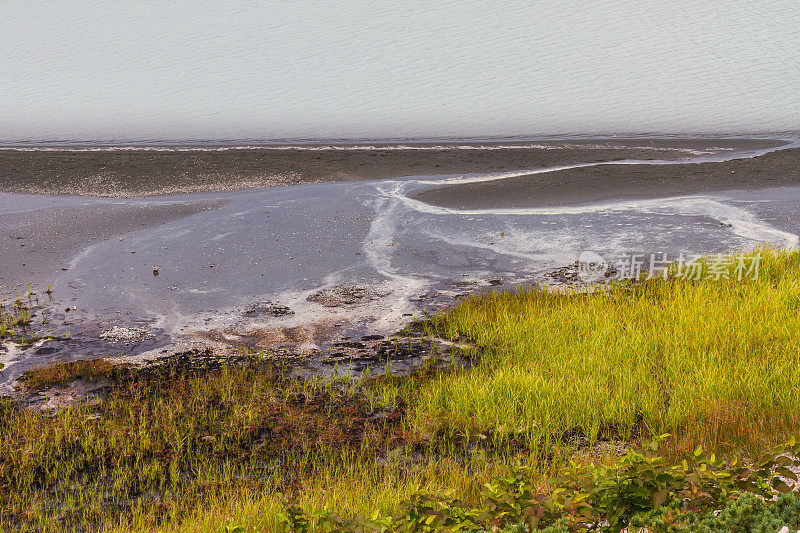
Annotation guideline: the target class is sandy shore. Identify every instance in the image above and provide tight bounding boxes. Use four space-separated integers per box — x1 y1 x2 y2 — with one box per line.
2 137 800 392
0 138 785 197
0 137 793 300
0 201 219 294
412 147 800 209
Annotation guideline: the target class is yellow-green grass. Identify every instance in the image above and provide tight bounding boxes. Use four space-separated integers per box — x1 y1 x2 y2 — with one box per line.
1 286 55 345
3 248 800 532
3 356 518 532
156 454 523 533
0 362 372 530
417 247 800 456
18 358 114 390
159 248 800 531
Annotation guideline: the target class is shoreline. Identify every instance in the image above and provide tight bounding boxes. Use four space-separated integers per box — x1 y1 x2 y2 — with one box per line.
3 139 800 530
3 248 800 531
3 137 800 398
0 137 787 198
411 146 800 209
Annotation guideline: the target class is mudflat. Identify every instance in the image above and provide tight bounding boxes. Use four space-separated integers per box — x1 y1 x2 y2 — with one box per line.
0 138 785 197
412 147 800 209
0 201 219 294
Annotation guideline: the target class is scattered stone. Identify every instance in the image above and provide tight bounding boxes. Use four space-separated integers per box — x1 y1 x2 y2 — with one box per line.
308 285 379 307
546 262 581 284
544 261 618 286
34 346 58 356
152 266 159 276
411 291 436 301
333 340 366 349
99 326 152 343
243 301 294 317
369 409 389 421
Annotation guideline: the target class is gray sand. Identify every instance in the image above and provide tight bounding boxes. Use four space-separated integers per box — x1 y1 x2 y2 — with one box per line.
412 147 800 209
0 201 219 294
0 138 793 299
3 138 800 389
0 138 786 197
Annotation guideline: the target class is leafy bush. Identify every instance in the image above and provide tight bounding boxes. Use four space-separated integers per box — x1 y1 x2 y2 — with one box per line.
274 436 800 532
646 491 800 532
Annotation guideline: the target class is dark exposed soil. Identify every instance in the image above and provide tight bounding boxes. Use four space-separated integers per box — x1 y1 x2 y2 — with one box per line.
413 147 800 209
1 138 783 197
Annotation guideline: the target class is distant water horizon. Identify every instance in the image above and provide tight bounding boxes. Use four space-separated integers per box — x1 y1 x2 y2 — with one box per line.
2 131 799 149
3 2 799 140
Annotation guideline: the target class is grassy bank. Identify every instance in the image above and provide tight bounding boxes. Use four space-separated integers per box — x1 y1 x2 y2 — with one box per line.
1 249 799 531
420 247 800 457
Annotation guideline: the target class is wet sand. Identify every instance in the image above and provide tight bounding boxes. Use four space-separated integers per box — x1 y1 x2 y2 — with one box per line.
0 138 786 197
0 201 219 294
412 147 800 209
2 137 800 393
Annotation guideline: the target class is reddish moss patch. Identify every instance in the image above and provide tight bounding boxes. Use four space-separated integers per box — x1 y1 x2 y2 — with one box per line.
18 358 115 391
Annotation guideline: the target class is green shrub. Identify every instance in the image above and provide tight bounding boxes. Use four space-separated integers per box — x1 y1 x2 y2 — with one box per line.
275 436 800 532
647 492 800 532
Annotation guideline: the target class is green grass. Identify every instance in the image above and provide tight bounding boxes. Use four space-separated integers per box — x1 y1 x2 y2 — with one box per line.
417 247 800 457
0 354 441 532
0 286 55 345
1 248 799 531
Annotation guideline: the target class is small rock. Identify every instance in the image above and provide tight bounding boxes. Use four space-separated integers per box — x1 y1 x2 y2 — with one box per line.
152 266 159 276
243 302 294 317
308 286 379 307
99 326 152 342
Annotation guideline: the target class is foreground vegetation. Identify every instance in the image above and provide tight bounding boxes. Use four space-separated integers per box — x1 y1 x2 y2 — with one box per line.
420 247 800 457
0 284 59 354
1 248 799 531
277 437 800 532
